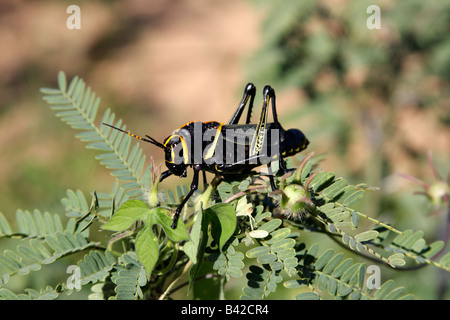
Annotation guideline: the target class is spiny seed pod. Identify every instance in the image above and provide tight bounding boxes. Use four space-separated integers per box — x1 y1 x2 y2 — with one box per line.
272 184 314 221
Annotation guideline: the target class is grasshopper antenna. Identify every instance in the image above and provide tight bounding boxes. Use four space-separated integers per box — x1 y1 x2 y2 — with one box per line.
102 123 165 149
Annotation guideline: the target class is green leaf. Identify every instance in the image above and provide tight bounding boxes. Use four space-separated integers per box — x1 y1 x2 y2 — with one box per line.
270 238 296 253
135 226 159 277
257 253 277 264
186 207 210 287
322 179 347 199
327 277 338 296
331 258 354 278
374 280 394 299
151 208 189 242
296 292 320 300
340 263 360 284
342 189 365 206
422 241 444 258
354 230 379 242
315 249 334 270
57 71 67 92
411 238 426 253
439 252 450 267
310 172 335 192
322 253 344 274
248 230 269 239
235 197 253 217
318 273 328 291
351 211 359 228
0 288 18 300
388 253 406 267
0 212 12 235
265 228 291 243
337 283 353 297
184 206 205 264
205 203 236 252
102 200 150 232
403 231 424 249
284 279 308 288
384 287 406 300
258 219 282 233
103 201 189 277
246 246 271 258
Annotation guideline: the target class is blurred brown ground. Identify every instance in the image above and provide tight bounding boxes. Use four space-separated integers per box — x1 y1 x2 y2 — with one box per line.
0 0 264 213
0 0 448 217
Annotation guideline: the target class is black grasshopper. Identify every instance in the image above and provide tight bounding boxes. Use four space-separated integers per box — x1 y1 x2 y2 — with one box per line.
104 83 309 228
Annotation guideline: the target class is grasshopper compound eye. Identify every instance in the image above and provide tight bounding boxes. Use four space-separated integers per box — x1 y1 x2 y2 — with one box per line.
103 83 309 229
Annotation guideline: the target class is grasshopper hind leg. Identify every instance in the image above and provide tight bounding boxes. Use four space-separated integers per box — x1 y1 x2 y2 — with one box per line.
229 83 256 125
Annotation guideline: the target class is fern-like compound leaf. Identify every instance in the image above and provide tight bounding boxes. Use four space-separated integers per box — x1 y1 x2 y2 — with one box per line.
0 286 59 300
41 72 153 210
110 252 147 300
76 250 116 286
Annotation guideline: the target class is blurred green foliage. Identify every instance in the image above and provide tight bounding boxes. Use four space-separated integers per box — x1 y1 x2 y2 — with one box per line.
246 0 450 299
249 0 449 175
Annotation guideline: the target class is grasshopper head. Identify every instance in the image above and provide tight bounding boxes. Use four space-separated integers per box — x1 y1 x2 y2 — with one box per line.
163 135 188 177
